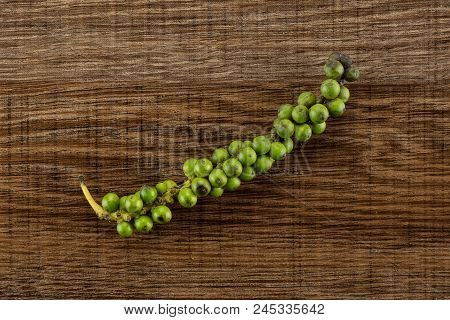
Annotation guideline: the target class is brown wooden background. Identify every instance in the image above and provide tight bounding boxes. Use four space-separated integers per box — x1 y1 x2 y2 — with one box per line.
0 0 449 300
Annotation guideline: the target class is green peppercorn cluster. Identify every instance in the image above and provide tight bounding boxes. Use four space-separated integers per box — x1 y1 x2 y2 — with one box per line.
81 52 359 238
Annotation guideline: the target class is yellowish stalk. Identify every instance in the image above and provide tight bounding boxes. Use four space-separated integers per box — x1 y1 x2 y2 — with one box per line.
79 176 108 219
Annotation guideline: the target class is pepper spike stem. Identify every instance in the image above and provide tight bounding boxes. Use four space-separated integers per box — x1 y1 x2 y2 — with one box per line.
79 175 108 219
79 53 359 234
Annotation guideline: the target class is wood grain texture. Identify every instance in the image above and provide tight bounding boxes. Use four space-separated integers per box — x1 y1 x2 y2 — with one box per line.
0 0 449 299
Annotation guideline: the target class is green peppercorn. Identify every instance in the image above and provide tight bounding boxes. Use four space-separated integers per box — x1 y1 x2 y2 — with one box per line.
338 85 350 103
311 122 326 135
254 155 274 173
194 158 213 177
208 168 228 188
295 124 312 142
124 194 143 213
320 79 341 100
275 118 295 139
292 105 309 124
252 135 271 155
277 103 294 120
270 142 287 161
119 195 128 210
222 158 243 177
309 104 329 124
117 221 133 238
211 148 229 165
273 118 281 129
177 188 198 208
237 146 257 166
283 138 294 153
183 158 197 177
191 177 212 196
151 205 172 224
328 52 341 62
344 66 359 82
134 215 153 233
239 165 256 182
225 177 241 191
297 91 316 107
228 140 243 156
140 185 158 204
164 179 177 190
156 182 167 194
328 52 352 69
324 60 344 80
101 192 120 213
327 98 346 117
210 187 224 197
